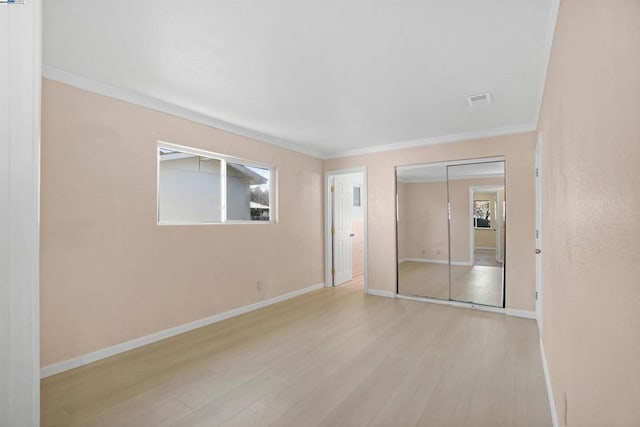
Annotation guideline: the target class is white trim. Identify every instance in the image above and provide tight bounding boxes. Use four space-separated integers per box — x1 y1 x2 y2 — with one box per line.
540 337 559 427
326 123 536 159
535 132 544 334
398 257 472 266
474 246 496 250
41 282 324 378
43 67 542 161
324 168 369 293
1 1 41 425
534 0 561 126
42 66 324 159
504 308 537 320
366 289 396 298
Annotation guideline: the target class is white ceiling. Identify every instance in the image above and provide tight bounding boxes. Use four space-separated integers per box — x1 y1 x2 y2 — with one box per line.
43 0 556 158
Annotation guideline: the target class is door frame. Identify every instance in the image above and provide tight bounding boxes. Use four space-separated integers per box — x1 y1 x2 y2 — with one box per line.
1 1 42 425
324 167 368 292
468 186 504 265
535 132 544 334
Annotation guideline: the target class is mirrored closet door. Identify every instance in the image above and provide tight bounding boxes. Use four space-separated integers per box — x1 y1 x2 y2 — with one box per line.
396 158 505 307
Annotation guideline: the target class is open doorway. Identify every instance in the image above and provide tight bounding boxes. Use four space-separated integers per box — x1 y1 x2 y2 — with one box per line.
470 186 505 267
325 169 367 292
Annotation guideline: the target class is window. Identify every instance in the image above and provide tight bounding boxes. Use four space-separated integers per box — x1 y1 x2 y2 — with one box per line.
353 186 361 207
473 200 491 228
157 143 274 224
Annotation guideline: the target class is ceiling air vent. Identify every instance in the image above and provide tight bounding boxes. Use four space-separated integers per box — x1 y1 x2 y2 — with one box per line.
467 92 491 107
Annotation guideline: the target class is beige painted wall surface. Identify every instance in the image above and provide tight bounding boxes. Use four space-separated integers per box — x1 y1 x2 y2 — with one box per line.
398 178 502 263
397 181 448 261
325 132 536 311
40 80 324 366
538 1 640 425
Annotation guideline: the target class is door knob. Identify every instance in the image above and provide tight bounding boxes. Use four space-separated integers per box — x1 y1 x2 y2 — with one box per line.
535 249 542 254
350 233 355 237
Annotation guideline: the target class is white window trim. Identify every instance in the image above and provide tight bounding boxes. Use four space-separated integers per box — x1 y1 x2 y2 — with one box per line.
157 141 276 225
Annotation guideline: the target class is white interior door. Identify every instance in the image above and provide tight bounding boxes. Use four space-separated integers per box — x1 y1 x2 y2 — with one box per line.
535 134 544 333
332 175 353 285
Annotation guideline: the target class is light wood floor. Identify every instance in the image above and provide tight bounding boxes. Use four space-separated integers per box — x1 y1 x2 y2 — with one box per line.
337 274 365 290
398 261 503 307
41 286 550 427
474 249 503 267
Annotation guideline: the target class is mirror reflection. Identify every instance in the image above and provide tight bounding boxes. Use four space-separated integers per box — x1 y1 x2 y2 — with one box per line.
396 159 505 307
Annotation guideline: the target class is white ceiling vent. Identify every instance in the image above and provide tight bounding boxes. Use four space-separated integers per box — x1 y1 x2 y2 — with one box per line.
467 92 492 107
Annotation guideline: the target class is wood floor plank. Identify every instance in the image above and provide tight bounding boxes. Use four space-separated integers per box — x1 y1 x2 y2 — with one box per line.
41 286 551 427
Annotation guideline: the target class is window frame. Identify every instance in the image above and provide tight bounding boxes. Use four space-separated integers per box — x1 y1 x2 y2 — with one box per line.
157 141 276 225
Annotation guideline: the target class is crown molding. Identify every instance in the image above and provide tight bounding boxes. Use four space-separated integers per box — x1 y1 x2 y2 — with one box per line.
42 65 324 159
534 0 561 127
324 123 537 159
43 66 540 162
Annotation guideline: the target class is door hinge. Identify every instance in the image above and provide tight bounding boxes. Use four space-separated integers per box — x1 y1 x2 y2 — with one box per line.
330 186 335 193
536 291 539 300
331 227 335 234
536 229 539 239
536 168 539 177
331 268 336 275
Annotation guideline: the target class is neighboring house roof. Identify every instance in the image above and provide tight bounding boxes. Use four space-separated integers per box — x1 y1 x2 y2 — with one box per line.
160 151 267 185
228 163 267 185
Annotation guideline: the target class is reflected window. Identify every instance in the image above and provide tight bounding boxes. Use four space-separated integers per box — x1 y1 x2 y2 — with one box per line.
473 200 491 228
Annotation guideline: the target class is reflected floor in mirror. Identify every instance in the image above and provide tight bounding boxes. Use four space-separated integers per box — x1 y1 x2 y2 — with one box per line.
474 249 503 267
398 261 503 307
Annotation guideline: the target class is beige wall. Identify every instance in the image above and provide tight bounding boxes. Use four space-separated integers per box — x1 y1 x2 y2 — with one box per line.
325 132 536 311
397 181 448 261
398 178 503 263
40 79 325 366
537 1 640 425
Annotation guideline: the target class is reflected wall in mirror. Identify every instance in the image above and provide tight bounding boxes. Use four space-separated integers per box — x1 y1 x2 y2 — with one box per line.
396 159 505 307
397 163 450 300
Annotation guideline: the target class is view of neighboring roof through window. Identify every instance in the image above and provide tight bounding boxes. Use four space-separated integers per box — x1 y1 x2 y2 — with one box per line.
157 145 273 224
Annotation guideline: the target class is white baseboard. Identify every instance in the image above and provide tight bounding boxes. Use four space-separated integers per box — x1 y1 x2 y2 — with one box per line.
395 294 537 321
475 246 496 250
399 258 472 266
366 289 396 298
504 308 537 319
40 282 325 378
540 337 559 427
